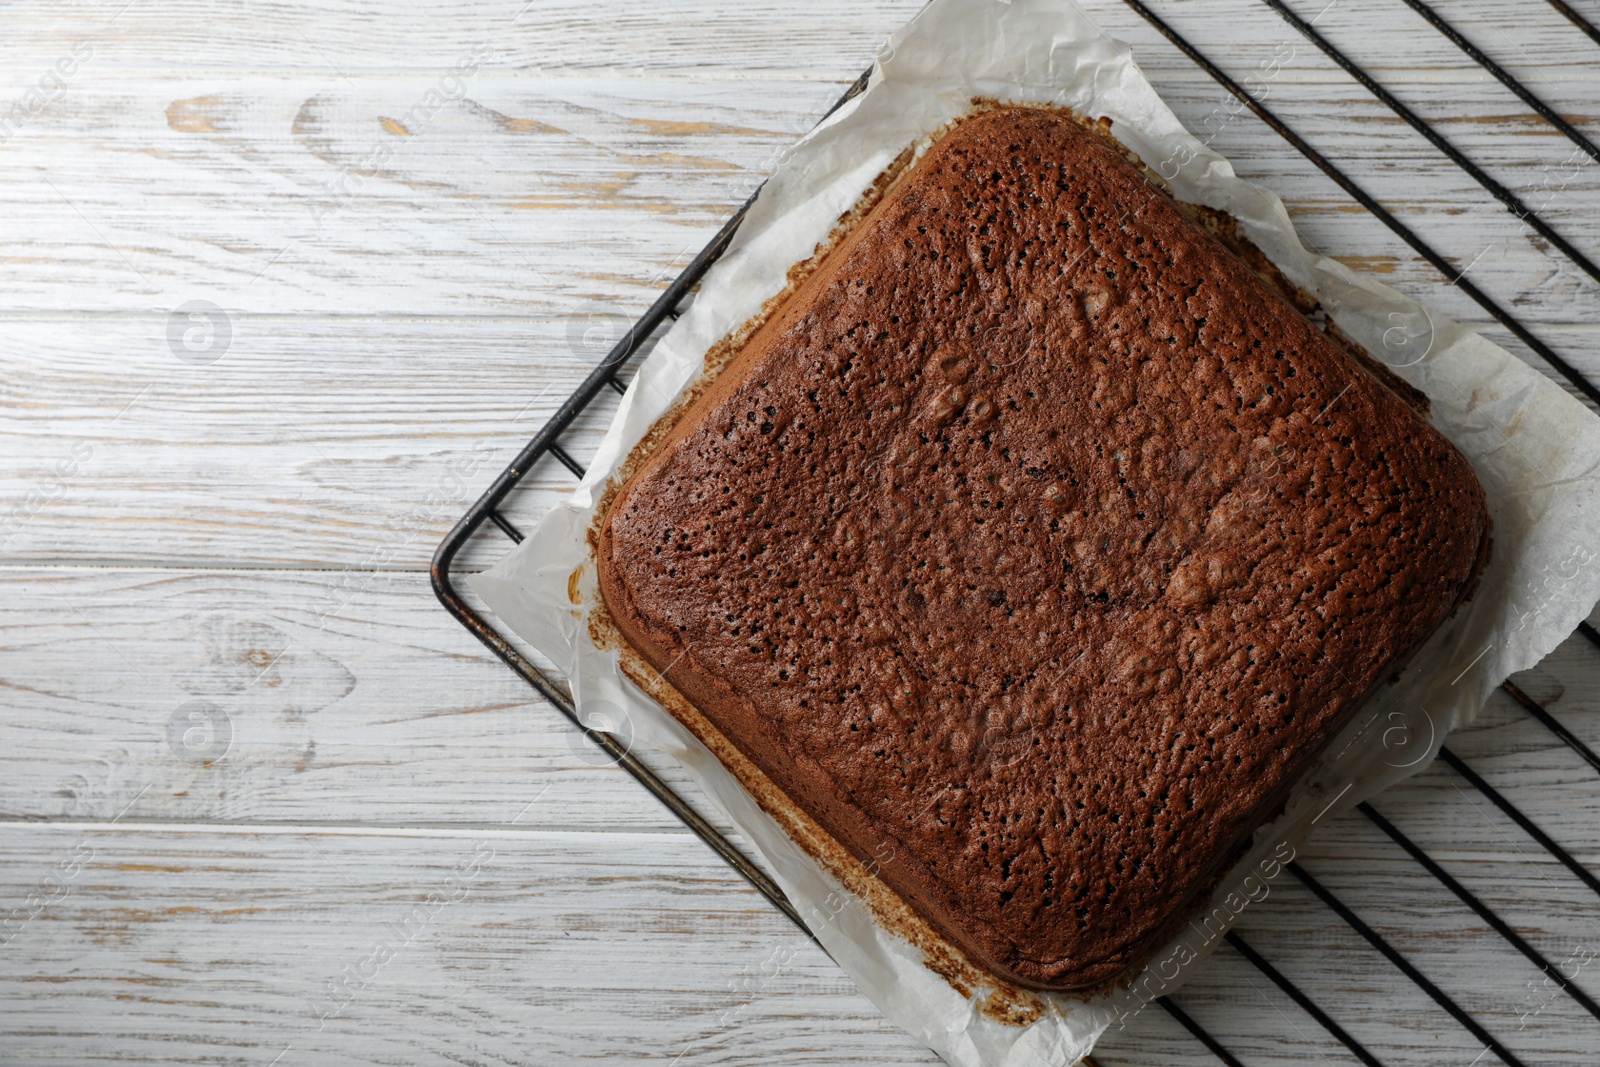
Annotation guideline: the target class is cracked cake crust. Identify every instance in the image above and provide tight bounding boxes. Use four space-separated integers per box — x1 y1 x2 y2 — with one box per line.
597 106 1491 991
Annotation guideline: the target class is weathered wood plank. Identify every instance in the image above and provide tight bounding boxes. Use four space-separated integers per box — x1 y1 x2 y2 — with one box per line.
0 823 939 1065
0 566 754 835
0 0 1592 82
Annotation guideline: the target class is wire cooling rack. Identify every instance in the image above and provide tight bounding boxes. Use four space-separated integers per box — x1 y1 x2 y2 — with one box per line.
433 4 1600 1063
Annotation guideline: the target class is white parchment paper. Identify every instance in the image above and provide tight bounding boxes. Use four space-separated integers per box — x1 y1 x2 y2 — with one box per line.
471 0 1600 1061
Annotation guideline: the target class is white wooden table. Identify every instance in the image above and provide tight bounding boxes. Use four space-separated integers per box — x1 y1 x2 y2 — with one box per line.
2 1 1598 1064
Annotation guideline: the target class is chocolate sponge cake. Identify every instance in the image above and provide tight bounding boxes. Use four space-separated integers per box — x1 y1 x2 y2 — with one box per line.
597 106 1490 991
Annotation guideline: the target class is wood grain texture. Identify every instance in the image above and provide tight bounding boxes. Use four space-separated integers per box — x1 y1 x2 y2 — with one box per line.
0 824 938 1066
0 566 764 836
2 0 1598 1063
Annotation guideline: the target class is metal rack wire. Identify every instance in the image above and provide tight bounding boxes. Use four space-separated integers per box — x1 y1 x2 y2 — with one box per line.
433 5 1600 1063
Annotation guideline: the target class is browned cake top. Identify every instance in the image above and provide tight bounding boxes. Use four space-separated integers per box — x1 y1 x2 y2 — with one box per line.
598 107 1490 990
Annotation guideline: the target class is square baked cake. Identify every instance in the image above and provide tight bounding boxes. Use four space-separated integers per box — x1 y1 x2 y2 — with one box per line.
597 106 1490 990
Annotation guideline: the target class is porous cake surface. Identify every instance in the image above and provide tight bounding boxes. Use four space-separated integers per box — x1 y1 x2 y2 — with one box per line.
597 107 1490 990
